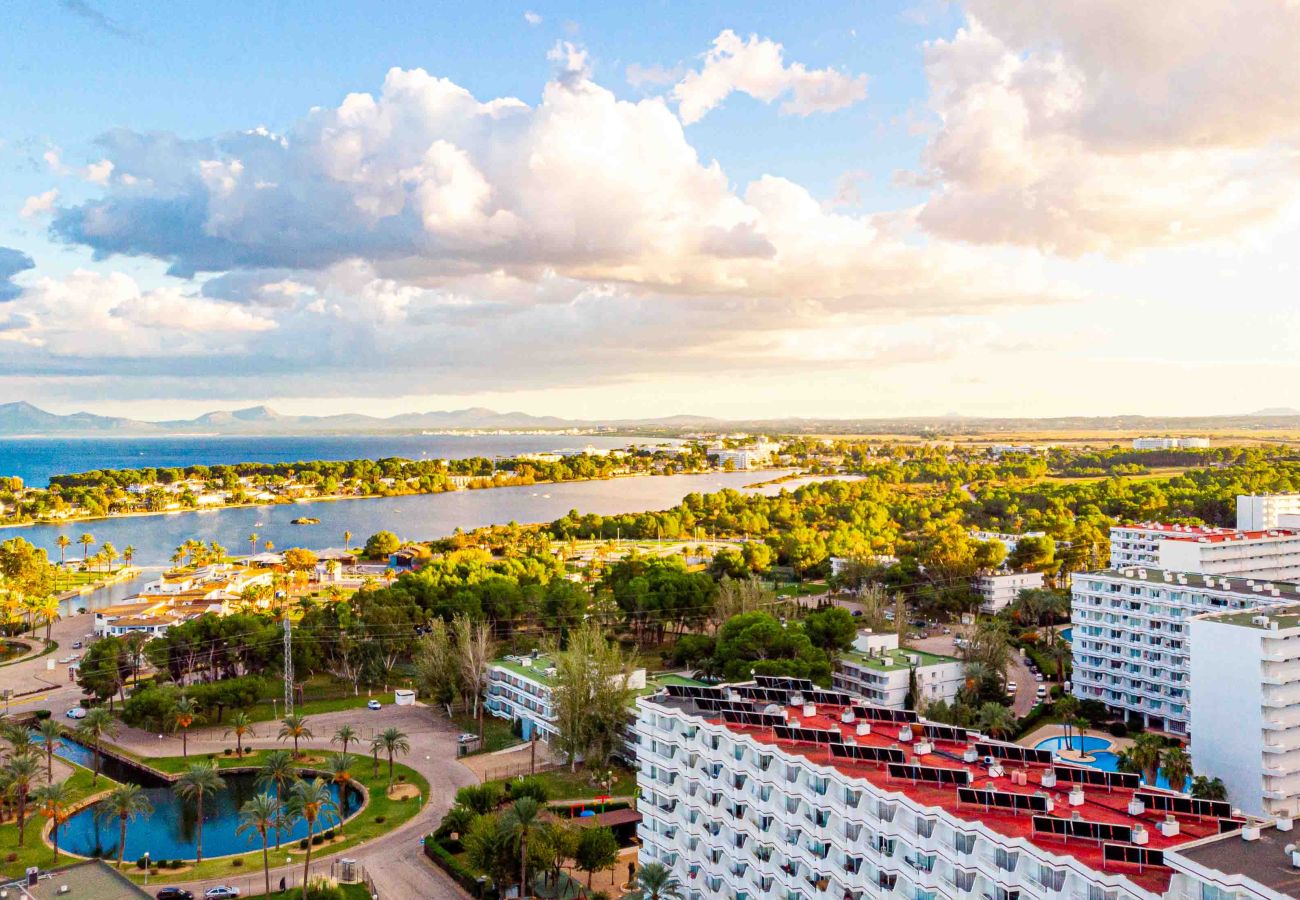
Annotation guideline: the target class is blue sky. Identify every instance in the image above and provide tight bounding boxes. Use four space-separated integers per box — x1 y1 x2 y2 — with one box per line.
3 1 1300 420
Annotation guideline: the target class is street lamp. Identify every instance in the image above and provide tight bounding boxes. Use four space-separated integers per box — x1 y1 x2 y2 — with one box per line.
142 852 149 885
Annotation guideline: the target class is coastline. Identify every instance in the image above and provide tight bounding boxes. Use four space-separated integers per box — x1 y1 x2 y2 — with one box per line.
0 467 715 532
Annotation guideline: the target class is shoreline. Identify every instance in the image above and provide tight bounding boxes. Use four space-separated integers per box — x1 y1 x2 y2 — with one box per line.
0 467 729 532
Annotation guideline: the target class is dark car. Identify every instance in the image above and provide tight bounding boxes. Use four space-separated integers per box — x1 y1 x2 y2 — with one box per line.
156 889 194 900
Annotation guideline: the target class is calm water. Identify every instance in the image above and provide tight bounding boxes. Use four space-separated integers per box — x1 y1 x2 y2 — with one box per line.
1034 736 1186 791
61 767 362 861
0 434 677 487
7 469 797 570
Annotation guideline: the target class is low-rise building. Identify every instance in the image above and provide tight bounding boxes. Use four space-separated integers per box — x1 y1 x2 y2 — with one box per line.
972 570 1044 614
832 630 964 709
1133 437 1210 449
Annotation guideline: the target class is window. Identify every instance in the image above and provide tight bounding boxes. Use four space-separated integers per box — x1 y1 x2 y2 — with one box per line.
1036 865 1066 892
952 832 976 855
994 848 1019 872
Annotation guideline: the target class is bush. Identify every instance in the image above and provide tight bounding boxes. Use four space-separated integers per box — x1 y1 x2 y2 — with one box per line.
224 747 233 755
304 886 346 900
231 858 243 867
6 852 18 863
508 776 551 804
374 815 386 823
397 773 406 782
33 709 51 720
208 753 217 761
136 857 149 870
324 828 336 840
311 834 324 845
169 860 182 869
299 838 310 849
1108 721 1129 738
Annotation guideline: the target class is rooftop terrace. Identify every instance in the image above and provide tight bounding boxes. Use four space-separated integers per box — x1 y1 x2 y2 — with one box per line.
841 645 959 672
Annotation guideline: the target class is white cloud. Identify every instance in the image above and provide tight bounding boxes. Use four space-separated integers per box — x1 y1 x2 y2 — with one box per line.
523 10 541 26
83 159 114 184
914 1 1300 255
43 146 69 174
672 30 867 124
20 189 59 219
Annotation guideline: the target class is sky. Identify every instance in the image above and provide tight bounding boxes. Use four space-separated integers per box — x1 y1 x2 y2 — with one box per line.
3 1 1300 422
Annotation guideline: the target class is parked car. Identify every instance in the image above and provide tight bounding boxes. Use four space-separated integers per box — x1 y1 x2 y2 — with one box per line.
456 733 477 744
156 889 194 900
367 699 382 710
71 640 83 649
65 707 86 719
204 888 240 899
1035 685 1048 699
1006 681 1018 695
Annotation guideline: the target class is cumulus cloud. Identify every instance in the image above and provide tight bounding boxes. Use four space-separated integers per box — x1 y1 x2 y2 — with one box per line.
915 1 1300 255
83 159 114 184
672 30 867 124
43 147 69 174
20 189 59 219
523 10 541 26
0 247 35 302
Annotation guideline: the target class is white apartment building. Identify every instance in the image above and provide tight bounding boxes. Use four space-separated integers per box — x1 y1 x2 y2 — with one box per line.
635 684 1266 900
1071 567 1299 732
832 631 964 709
973 571 1044 614
1107 523 1300 582
1189 604 1300 819
1237 494 1300 530
970 530 1046 557
1132 437 1210 450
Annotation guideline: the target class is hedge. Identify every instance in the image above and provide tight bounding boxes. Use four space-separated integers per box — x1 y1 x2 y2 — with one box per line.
423 837 499 899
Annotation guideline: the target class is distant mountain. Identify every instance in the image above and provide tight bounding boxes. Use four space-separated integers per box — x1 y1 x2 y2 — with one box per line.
0 401 716 437
1251 407 1300 416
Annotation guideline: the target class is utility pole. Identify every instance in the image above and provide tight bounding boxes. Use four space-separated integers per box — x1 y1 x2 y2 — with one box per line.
283 616 294 716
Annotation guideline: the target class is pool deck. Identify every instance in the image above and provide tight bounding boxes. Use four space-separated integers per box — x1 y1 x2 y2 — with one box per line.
1019 723 1135 757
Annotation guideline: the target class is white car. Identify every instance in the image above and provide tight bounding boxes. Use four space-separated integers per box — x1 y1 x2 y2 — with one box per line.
204 887 240 899
66 707 87 719
367 699 382 710
1006 681 1017 694
1036 685 1048 699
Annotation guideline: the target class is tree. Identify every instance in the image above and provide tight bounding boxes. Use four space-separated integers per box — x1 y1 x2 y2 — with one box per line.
38 595 60 641
56 534 70 566
279 713 313 757
37 718 61 781
534 820 580 894
414 622 461 716
452 614 494 740
1130 734 1165 786
78 533 95 564
225 710 255 757
331 724 358 756
501 797 543 898
629 862 684 900
174 761 225 862
33 778 74 863
574 825 620 891
7 753 39 846
325 753 356 835
343 530 353 551
238 792 279 899
248 533 260 557
172 694 200 757
975 702 1016 740
257 750 297 849
464 813 516 892
283 547 319 572
710 576 775 630
1054 695 1080 748
549 621 636 771
286 777 337 900
1191 775 1228 802
378 727 411 786
96 782 152 869
364 531 402 559
801 606 858 655
1161 745 1193 792
76 706 118 785
713 611 832 684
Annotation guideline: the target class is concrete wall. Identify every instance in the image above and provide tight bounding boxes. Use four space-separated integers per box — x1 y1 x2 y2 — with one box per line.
1189 617 1266 817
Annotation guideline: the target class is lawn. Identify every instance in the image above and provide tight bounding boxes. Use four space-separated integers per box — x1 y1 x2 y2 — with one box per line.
484 765 637 802
0 767 108 875
451 711 520 754
240 694 378 725
773 580 827 598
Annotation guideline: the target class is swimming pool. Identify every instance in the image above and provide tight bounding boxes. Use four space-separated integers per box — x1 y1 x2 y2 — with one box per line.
1035 736 1186 791
1061 627 1073 643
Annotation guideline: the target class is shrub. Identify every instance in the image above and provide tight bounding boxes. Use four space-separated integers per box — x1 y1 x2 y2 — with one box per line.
304 886 346 900
1108 721 1128 738
374 815 386 823
324 828 336 840
312 834 324 845
397 773 406 782
33 709 51 720
208 753 217 761
6 852 18 863
170 860 182 869
231 858 243 867
299 838 309 849
136 857 149 870
224 747 233 755
508 776 551 804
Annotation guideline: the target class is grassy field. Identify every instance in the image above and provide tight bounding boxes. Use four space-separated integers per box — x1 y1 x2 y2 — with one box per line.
0 767 105 875
451 711 519 754
483 765 637 802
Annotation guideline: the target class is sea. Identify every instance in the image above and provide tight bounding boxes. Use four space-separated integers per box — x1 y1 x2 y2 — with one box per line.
0 433 675 488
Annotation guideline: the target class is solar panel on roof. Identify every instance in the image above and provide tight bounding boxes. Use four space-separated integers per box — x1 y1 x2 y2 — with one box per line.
721 708 785 728
664 684 726 700
735 686 789 703
756 675 815 691
773 724 843 745
957 787 1049 812
1133 791 1231 819
807 689 855 706
1032 816 1132 844
1103 844 1166 869
922 724 969 743
1053 765 1140 790
974 742 1053 765
830 743 906 764
852 704 918 724
887 763 970 786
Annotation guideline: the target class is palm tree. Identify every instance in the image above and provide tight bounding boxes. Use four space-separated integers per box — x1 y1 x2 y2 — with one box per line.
238 793 279 899
7 753 39 846
1054 695 1080 748
324 752 355 836
631 862 684 900
101 541 118 573
172 694 200 757
225 711 255 757
343 530 352 551
3 721 35 757
377 727 410 786
33 778 74 863
174 761 225 863
286 777 337 900
257 749 297 849
278 714 313 757
55 534 70 566
38 595 60 642
975 702 1016 740
123 545 135 568
76 707 118 785
331 724 358 756
78 533 95 565
501 796 543 899
37 719 62 781
1161 745 1194 793
369 733 382 778
96 782 153 868
248 533 260 557
1130 733 1165 786
1192 775 1228 802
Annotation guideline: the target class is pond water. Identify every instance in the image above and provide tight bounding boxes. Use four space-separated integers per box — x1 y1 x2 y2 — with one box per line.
50 739 362 861
0 640 31 663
